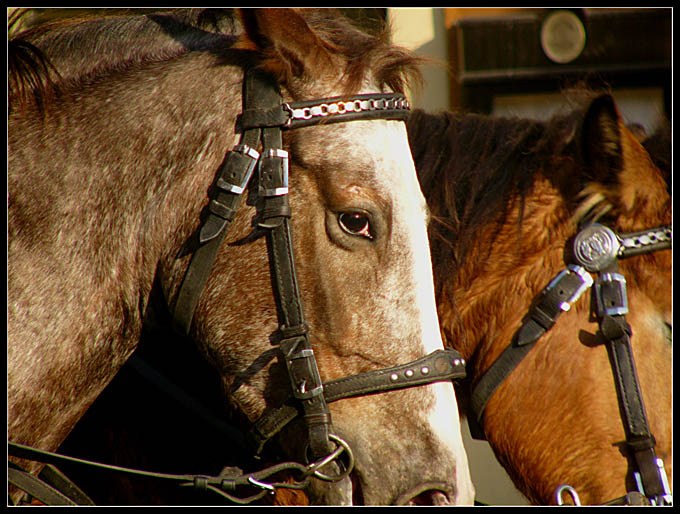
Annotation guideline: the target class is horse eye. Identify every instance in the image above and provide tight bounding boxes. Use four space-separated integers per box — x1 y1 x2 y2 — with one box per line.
338 212 373 239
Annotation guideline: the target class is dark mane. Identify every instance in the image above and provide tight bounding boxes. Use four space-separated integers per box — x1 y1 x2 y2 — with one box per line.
410 107 582 275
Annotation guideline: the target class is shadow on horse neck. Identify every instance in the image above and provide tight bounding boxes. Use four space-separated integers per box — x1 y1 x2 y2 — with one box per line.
8 8 474 505
410 92 672 505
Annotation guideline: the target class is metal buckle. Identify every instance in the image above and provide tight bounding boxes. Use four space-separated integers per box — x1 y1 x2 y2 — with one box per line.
573 223 621 272
279 337 324 400
545 264 594 312
216 144 260 195
594 272 629 316
555 484 582 505
259 148 289 197
634 458 673 506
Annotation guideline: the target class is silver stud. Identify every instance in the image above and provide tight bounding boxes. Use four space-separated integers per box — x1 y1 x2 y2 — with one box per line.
405 369 414 378
421 366 430 375
453 359 461 366
390 373 399 382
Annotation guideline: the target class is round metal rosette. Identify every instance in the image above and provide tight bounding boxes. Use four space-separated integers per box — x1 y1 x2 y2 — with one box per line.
573 224 621 272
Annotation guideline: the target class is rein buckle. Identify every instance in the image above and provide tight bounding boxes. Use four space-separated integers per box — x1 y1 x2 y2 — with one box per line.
259 149 289 197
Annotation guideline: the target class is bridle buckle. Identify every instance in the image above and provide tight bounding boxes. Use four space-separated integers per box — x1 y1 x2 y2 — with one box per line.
277 332 324 401
594 272 628 317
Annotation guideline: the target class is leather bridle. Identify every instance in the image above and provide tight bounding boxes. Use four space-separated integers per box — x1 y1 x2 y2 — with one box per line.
468 222 672 506
9 67 467 505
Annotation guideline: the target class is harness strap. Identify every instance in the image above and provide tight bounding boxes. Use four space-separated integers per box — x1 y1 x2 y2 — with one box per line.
469 265 592 437
8 463 79 506
8 440 314 505
172 70 264 335
249 349 466 454
239 93 410 131
252 77 333 460
595 264 667 500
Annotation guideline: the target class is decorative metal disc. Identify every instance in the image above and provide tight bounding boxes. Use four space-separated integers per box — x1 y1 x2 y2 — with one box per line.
573 224 620 272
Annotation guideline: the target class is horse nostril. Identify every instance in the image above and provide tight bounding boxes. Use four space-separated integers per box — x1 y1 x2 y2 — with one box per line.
393 482 453 505
411 490 451 505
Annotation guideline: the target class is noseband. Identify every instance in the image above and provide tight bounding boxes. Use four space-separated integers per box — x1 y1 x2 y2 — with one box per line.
468 222 672 506
172 69 465 477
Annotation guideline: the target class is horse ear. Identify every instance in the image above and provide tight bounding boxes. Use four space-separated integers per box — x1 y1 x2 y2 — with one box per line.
579 93 669 219
580 94 624 187
237 8 334 83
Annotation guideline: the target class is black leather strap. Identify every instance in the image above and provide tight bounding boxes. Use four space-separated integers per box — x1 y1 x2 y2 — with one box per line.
469 265 592 436
238 93 410 131
595 264 665 499
8 463 79 506
172 69 265 335
323 348 465 402
617 225 671 259
248 349 466 454
253 89 334 459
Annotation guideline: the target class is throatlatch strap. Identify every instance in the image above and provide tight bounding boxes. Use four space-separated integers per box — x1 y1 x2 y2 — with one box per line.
173 69 265 335
469 265 593 438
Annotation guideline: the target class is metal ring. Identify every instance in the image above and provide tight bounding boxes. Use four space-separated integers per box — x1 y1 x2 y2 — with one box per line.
305 434 355 482
555 484 581 506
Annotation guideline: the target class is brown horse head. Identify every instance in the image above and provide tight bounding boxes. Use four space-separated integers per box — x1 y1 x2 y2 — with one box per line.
8 8 473 505
411 92 671 505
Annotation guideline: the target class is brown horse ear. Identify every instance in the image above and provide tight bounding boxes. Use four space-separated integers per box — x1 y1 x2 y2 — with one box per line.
578 93 669 219
236 8 334 83
581 94 624 187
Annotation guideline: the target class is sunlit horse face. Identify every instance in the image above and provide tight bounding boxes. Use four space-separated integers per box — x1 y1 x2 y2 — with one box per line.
153 10 473 506
411 94 670 505
477 112 671 506
7 8 469 505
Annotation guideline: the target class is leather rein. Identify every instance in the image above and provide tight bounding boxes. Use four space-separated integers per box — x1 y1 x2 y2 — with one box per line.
468 222 672 506
8 67 467 505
